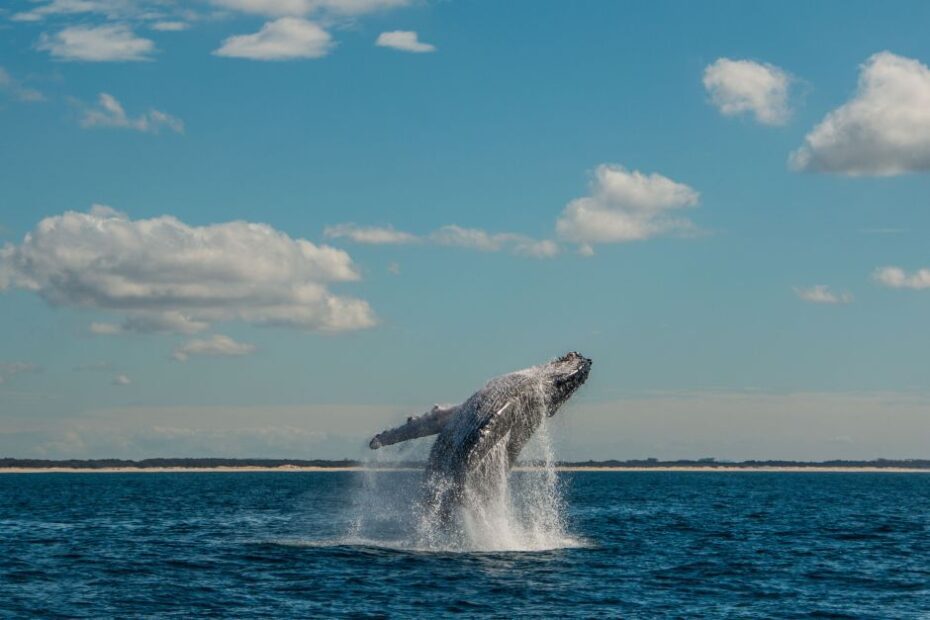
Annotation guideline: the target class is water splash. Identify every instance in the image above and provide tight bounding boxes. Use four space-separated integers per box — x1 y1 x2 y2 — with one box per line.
347 413 579 553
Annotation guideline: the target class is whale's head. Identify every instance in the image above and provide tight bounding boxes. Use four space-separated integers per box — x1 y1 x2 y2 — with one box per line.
540 351 592 415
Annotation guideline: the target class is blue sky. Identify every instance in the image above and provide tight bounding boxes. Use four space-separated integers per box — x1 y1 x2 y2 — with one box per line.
1 0 929 460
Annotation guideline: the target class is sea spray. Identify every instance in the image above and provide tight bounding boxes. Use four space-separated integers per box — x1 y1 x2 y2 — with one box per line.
347 352 591 552
349 417 575 552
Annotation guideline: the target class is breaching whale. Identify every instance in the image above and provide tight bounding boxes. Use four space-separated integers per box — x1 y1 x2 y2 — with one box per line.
369 352 592 520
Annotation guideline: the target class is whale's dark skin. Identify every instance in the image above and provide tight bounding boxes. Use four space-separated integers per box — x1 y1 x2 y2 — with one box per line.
370 352 592 517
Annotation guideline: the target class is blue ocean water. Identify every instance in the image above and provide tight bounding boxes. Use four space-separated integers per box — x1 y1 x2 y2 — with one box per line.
1 471 928 618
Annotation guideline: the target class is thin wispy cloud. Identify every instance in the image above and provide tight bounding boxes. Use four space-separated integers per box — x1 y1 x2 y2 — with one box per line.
0 205 376 335
151 21 190 32
0 362 40 385
376 31 435 53
794 285 853 305
556 165 700 253
324 224 419 245
210 0 410 18
703 58 791 125
324 224 560 259
112 374 131 386
0 67 46 103
173 335 256 362
430 226 559 258
13 0 163 22
213 18 333 60
37 24 155 62
73 361 115 372
791 52 930 175
78 93 184 134
873 266 930 290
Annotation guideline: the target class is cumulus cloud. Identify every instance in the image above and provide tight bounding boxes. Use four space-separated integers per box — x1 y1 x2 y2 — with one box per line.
210 0 409 18
37 24 155 62
0 205 376 334
375 31 435 53
324 223 419 244
325 223 559 258
112 374 131 386
173 334 256 362
794 285 853 305
703 58 791 125
873 266 930 290
213 17 333 60
0 67 46 103
556 165 700 251
77 93 184 134
790 52 930 175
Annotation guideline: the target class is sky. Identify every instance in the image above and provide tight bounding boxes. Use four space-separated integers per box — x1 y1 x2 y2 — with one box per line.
1 0 929 461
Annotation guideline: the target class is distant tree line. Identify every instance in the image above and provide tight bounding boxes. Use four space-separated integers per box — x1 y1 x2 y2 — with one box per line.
2 457 929 469
0 458 363 469
550 458 930 469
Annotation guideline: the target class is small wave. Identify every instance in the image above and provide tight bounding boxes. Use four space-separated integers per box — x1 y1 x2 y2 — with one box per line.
265 535 591 555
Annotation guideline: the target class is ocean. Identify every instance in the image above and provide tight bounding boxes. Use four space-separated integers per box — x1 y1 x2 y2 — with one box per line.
1 471 928 618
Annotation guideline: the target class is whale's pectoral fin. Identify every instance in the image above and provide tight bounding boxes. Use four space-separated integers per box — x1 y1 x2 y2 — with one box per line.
369 404 460 449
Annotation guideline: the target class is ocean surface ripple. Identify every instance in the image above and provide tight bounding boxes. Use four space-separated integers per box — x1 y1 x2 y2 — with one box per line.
2 471 929 618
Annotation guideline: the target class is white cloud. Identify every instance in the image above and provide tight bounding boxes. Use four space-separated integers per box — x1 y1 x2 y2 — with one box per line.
873 266 930 290
325 223 559 258
429 225 507 251
703 57 791 125
151 21 190 31
324 223 419 244
0 205 376 334
429 226 559 258
78 93 184 134
375 31 435 53
210 0 409 18
173 334 256 362
13 0 156 22
512 239 560 259
112 374 131 386
213 17 333 60
387 262 400 275
794 285 853 305
89 322 127 335
556 165 700 250
37 24 155 62
790 52 930 175
0 67 46 103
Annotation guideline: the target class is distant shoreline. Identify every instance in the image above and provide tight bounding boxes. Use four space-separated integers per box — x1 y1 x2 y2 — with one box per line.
2 465 929 474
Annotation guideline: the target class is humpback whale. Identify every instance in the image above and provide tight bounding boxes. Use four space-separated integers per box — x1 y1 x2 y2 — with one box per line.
369 352 592 521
